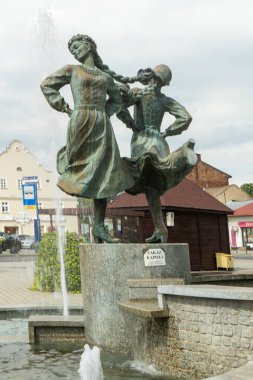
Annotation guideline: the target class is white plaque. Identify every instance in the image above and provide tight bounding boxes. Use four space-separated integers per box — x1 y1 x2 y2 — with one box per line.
144 248 166 267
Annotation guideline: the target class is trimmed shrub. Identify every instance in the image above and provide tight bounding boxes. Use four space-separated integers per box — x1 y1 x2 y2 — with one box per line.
33 232 83 293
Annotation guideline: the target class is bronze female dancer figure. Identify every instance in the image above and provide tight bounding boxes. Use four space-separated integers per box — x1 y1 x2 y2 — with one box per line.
41 34 135 243
117 64 197 243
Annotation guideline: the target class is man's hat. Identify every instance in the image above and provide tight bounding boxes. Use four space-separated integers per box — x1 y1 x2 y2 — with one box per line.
153 64 172 85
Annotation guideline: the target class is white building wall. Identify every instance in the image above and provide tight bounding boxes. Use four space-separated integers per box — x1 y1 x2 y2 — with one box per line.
228 215 253 249
0 140 78 235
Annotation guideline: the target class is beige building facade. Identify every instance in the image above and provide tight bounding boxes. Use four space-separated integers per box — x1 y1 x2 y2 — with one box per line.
0 140 78 235
204 184 252 204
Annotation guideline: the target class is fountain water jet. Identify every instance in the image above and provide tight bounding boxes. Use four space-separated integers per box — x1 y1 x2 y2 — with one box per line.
55 188 69 317
78 344 104 380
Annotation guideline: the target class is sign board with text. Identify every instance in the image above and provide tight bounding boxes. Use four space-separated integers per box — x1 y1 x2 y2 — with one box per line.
22 176 39 185
22 183 37 206
143 248 166 267
239 221 253 228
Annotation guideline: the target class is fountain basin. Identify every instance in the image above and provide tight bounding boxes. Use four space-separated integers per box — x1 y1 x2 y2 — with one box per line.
0 318 175 379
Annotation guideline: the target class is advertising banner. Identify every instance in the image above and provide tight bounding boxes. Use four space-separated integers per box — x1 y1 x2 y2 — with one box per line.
239 221 253 228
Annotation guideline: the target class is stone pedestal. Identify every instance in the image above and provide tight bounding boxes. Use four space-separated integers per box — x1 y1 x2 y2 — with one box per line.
79 243 190 353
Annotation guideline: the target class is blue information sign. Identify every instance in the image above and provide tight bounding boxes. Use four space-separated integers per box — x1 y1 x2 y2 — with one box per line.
22 183 37 206
21 176 41 243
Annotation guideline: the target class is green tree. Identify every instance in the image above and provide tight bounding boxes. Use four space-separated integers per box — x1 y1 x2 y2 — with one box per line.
240 183 253 198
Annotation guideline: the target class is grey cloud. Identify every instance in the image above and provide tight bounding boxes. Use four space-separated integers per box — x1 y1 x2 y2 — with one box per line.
0 0 253 187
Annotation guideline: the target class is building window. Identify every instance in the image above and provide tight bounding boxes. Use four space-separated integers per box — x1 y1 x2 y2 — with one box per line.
38 202 43 209
242 227 253 247
17 179 22 189
166 211 175 227
1 202 9 213
0 178 7 189
16 167 22 172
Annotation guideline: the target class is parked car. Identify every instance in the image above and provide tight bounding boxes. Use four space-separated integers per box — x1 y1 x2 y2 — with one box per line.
21 236 35 249
0 232 21 252
18 235 31 247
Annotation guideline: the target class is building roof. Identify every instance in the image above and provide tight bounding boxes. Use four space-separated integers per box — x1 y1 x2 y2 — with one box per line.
226 200 253 211
232 203 253 217
109 179 232 214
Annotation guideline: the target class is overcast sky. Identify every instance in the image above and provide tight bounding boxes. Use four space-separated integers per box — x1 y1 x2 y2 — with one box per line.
0 0 252 185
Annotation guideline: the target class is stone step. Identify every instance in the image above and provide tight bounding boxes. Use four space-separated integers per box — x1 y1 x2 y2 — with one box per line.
118 300 169 318
127 277 185 300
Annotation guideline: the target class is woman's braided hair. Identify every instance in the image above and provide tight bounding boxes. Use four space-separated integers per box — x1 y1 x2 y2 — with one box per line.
68 34 154 84
68 34 130 83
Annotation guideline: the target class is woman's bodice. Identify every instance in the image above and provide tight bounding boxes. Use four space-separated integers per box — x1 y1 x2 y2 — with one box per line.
134 93 165 131
70 66 107 109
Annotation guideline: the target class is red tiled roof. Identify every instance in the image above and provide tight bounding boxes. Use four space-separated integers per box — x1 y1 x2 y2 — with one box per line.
233 203 253 216
109 179 232 213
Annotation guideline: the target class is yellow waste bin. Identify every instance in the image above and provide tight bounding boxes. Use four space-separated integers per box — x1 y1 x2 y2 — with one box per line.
215 253 234 270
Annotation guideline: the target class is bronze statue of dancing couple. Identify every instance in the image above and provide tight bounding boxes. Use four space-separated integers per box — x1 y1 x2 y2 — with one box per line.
41 34 197 244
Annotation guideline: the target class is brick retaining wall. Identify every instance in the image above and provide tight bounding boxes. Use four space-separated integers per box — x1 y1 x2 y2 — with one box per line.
145 296 253 379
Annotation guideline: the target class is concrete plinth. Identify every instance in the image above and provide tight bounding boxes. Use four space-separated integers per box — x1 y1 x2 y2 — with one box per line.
79 243 190 353
28 315 85 344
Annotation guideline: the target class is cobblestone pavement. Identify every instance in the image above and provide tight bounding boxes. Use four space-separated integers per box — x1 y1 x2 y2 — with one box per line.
232 252 253 271
0 250 82 310
0 250 252 311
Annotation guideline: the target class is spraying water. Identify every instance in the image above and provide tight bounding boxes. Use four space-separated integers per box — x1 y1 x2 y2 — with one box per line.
78 344 104 380
33 8 70 318
121 311 165 377
55 186 69 317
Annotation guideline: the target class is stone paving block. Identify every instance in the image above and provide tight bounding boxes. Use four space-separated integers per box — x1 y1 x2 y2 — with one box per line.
0 256 83 312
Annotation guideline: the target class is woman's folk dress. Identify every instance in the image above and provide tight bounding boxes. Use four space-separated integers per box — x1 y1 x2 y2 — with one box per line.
41 64 134 199
118 88 197 195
